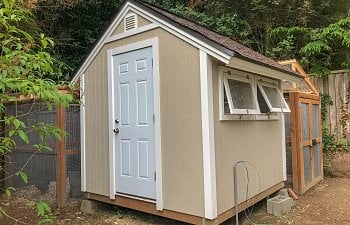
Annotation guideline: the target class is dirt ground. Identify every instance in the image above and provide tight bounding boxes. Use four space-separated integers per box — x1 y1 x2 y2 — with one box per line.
1 151 350 225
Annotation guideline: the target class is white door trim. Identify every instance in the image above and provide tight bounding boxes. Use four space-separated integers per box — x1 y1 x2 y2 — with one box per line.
80 74 87 192
107 37 163 210
199 50 217 219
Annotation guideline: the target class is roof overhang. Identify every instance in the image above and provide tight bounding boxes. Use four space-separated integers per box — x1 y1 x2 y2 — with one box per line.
228 57 302 83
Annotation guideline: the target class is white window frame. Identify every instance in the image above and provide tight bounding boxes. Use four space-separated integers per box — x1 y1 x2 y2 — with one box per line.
257 76 291 113
220 67 260 116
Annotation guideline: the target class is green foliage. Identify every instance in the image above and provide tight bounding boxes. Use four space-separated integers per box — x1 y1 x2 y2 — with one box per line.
0 0 73 224
320 93 336 152
27 201 55 224
34 0 124 76
36 202 54 225
320 93 333 122
269 17 350 77
5 187 16 197
322 124 336 152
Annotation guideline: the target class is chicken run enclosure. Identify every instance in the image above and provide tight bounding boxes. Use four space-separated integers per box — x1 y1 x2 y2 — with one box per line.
1 100 81 207
282 60 323 194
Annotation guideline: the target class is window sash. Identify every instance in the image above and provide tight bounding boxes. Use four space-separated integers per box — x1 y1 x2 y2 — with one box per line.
257 83 290 113
223 74 260 115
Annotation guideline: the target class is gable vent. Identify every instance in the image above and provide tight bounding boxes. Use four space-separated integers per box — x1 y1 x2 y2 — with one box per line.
124 14 137 31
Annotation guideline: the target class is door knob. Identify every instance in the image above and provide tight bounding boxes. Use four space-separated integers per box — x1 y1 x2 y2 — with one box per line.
115 119 119 124
113 128 119 134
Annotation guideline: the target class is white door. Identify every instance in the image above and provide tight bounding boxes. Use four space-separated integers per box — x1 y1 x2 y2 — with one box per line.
113 47 155 199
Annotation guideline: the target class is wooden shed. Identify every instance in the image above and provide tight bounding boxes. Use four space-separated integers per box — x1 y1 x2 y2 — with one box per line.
71 0 303 224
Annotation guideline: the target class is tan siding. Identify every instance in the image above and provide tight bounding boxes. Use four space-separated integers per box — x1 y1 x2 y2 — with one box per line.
138 16 152 27
111 14 152 36
84 28 204 217
212 61 284 215
158 31 204 217
112 21 124 36
84 49 110 195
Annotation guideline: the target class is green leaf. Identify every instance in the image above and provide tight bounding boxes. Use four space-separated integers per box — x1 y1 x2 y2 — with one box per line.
8 130 15 137
5 187 16 196
16 171 28 183
13 119 21 129
17 130 29 144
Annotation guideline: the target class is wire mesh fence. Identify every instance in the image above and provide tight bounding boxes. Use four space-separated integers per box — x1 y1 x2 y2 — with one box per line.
3 101 81 204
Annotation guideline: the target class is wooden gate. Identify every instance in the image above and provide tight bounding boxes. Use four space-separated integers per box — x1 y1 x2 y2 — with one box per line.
287 92 323 194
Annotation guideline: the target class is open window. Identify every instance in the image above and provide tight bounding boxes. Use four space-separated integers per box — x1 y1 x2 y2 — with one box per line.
219 66 290 120
221 68 260 115
257 77 290 113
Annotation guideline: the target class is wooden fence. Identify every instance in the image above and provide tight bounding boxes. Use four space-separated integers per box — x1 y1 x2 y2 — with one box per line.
310 71 350 140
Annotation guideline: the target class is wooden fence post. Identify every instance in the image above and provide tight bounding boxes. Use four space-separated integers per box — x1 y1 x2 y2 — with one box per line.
57 104 66 208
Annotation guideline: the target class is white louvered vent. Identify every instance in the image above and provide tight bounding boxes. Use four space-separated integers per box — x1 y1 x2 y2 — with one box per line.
124 13 137 31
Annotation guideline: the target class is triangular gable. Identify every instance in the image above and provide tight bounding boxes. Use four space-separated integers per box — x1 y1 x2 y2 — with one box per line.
279 59 319 95
71 0 232 83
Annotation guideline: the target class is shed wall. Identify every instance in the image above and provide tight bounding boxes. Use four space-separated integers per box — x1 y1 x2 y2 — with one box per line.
83 28 204 217
212 61 285 215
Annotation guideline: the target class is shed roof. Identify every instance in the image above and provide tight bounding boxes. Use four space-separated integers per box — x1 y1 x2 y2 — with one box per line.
71 0 302 82
134 0 300 78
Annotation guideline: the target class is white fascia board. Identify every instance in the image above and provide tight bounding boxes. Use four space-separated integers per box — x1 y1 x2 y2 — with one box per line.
228 57 302 83
200 50 218 219
71 2 231 84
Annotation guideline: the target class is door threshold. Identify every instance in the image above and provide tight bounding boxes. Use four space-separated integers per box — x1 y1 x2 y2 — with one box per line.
116 192 156 204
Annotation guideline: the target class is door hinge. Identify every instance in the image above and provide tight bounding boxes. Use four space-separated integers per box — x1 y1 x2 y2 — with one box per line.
153 114 155 123
154 171 156 181
152 58 153 68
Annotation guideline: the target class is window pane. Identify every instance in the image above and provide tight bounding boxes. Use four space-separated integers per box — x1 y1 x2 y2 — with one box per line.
227 79 255 109
223 89 230 114
304 146 311 185
301 103 309 141
312 104 320 138
262 85 285 108
314 143 321 177
257 87 270 113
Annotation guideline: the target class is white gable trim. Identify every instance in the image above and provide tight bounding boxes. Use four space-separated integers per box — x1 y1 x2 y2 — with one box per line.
105 23 159 44
71 1 231 84
200 50 217 219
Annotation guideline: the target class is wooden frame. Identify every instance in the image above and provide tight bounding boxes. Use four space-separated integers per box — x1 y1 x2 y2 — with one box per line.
86 182 284 225
288 91 323 194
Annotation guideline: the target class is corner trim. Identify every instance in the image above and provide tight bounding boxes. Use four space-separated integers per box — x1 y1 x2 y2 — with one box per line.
80 74 87 192
281 112 287 181
200 50 217 219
